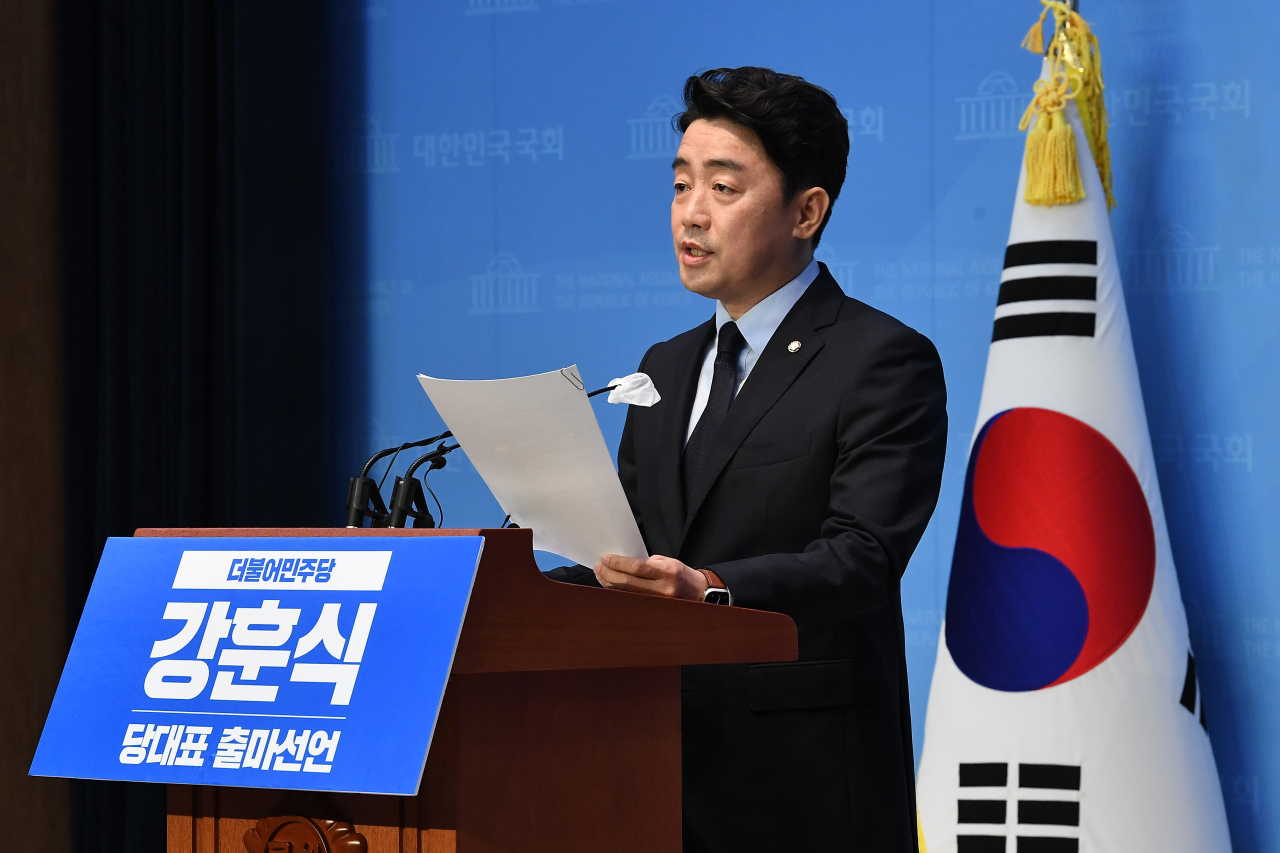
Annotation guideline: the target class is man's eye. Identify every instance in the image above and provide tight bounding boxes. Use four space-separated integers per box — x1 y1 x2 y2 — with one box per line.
674 183 688 193
713 183 731 193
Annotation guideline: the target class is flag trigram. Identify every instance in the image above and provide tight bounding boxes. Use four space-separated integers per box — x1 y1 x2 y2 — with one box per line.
993 240 1098 342
1179 652 1208 730
956 762 1081 852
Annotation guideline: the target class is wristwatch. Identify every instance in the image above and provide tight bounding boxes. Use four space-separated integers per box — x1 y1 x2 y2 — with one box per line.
697 568 732 606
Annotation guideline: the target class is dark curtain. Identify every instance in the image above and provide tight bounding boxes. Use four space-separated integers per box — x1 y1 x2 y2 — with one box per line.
57 2 365 849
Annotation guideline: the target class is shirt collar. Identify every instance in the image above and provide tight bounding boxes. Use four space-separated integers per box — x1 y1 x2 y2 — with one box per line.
714 258 820 354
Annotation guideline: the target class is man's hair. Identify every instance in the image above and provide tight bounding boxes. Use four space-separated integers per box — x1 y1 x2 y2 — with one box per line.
674 67 849 246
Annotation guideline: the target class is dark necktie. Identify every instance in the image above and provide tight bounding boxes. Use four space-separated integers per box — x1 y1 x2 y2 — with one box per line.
683 321 747 512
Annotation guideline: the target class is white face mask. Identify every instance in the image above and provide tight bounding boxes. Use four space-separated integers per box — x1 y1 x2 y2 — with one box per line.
606 373 662 407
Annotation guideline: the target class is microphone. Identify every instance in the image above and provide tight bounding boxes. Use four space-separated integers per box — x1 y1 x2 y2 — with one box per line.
344 432 452 528
387 442 460 528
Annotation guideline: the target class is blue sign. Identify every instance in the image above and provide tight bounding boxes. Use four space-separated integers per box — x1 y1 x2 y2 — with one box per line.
31 536 483 795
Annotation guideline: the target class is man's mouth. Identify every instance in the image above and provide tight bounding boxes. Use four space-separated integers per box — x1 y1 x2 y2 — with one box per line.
681 242 713 265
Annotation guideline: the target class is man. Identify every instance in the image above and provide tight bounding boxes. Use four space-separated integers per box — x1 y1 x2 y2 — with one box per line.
557 67 947 852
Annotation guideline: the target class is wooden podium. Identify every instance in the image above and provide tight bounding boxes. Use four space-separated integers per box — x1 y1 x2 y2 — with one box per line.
141 527 797 853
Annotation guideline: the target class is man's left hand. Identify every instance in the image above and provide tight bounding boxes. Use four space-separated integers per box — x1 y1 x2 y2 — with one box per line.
594 553 708 601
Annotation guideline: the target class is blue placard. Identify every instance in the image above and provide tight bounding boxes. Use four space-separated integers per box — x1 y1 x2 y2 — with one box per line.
31 536 483 795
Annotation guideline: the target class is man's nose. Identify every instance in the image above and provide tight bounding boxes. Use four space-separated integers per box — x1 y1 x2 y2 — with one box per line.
680 186 712 230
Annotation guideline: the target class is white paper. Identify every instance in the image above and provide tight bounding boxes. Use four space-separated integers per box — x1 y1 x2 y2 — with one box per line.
417 366 648 568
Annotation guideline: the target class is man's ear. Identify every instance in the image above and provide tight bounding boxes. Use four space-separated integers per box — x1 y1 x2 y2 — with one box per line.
791 187 831 242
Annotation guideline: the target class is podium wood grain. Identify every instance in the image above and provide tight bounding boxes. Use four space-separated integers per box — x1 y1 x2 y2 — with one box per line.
145 527 797 853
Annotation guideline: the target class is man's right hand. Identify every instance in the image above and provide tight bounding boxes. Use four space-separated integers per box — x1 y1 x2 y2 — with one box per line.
593 553 708 601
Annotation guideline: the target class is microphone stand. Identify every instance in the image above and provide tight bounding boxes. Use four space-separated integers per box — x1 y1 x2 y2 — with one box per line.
387 442 460 528
344 432 452 528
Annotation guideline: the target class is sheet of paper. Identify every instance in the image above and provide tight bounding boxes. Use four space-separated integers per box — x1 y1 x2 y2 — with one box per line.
417 366 648 568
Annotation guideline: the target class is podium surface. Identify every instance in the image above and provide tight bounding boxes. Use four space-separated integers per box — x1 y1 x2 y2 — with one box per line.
140 527 797 853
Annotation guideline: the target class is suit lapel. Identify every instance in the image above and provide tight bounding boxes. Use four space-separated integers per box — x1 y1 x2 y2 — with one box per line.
677 267 845 553
656 318 715 554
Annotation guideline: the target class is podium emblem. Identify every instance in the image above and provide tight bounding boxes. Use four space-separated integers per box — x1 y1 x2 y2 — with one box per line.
244 816 368 853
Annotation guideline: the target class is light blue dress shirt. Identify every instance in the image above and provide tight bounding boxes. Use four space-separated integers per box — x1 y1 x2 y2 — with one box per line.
684 258 820 444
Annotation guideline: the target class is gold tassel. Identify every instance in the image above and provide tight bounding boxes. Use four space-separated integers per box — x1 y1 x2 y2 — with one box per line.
1067 17 1115 209
1017 0 1114 209
1023 111 1083 206
1047 111 1084 204
1021 8 1047 55
1024 113 1049 194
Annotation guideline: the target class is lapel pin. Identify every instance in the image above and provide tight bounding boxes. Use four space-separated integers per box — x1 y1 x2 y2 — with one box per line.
787 340 801 353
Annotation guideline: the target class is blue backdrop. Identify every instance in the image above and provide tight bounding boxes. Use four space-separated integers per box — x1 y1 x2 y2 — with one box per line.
332 1 1277 848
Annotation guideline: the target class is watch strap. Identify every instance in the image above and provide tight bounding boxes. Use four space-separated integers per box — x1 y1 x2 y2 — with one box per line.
697 568 732 606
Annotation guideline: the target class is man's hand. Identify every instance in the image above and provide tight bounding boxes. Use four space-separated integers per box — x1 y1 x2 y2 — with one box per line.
594 553 708 601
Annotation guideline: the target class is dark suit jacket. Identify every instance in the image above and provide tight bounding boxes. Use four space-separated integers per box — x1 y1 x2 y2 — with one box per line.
557 264 947 852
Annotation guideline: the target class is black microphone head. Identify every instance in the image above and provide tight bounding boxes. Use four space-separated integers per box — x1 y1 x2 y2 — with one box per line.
387 475 433 529
387 476 414 528
345 476 390 528
345 477 366 528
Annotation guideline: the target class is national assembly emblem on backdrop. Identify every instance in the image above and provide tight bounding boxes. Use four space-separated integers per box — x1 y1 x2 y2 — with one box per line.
916 5 1232 852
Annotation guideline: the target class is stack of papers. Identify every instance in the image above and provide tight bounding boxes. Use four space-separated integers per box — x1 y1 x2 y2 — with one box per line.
417 366 648 569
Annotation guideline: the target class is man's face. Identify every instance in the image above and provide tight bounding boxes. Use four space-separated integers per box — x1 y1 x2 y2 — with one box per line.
671 118 800 306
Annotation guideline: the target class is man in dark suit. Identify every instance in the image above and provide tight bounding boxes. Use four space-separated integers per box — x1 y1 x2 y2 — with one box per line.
562 67 947 852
